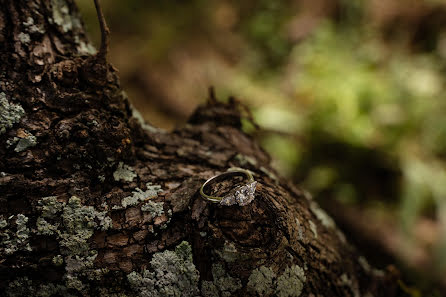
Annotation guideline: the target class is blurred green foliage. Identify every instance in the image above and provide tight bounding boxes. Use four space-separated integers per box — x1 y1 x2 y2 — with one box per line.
291 19 446 230
241 0 294 72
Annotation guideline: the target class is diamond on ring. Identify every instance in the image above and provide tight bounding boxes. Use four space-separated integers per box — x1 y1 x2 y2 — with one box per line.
200 169 257 206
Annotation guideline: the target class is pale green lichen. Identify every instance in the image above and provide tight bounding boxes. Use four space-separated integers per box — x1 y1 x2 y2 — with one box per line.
0 214 31 255
247 264 306 297
358 256 371 273
339 273 360 297
6 138 14 147
36 197 63 236
35 196 112 293
309 220 317 238
95 209 113 231
65 275 84 290
201 281 219 297
23 17 33 27
143 185 162 202
15 214 31 250
159 209 172 230
4 276 74 297
50 0 81 32
59 196 112 255
23 17 45 34
15 134 37 151
0 216 7 228
39 196 63 218
36 217 58 235
0 92 25 135
113 162 137 182
74 35 97 55
6 277 33 297
310 202 335 229
78 41 97 55
247 266 276 295
276 265 306 297
208 263 242 297
38 283 74 297
141 200 164 217
6 277 74 297
18 32 30 44
7 130 37 152
127 241 199 297
53 255 64 266
114 183 163 209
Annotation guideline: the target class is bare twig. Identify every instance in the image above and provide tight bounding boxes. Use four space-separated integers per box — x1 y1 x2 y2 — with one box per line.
93 0 109 61
237 100 261 131
208 86 217 103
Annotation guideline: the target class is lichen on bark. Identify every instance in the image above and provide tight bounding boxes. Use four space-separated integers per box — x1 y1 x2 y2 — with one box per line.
0 214 31 255
201 264 242 297
113 162 137 183
127 241 200 297
35 196 112 293
0 92 25 135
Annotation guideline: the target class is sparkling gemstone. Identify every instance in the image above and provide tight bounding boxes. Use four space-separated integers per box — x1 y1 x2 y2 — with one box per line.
220 181 257 206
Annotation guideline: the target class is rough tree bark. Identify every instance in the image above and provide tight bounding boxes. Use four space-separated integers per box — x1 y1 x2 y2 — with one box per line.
0 1 399 296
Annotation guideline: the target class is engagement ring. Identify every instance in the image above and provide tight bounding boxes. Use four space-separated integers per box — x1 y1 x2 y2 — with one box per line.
200 169 257 206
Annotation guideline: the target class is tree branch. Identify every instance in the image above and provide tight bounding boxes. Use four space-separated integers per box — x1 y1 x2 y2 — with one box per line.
93 0 109 61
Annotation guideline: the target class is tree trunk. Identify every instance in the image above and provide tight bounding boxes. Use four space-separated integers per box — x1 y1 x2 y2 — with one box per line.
0 1 399 296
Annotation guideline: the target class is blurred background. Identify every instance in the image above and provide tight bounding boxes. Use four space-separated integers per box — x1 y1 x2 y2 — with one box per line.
78 0 446 295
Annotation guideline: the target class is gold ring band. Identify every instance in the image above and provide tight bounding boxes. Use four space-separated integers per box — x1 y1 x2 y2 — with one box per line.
200 169 257 206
